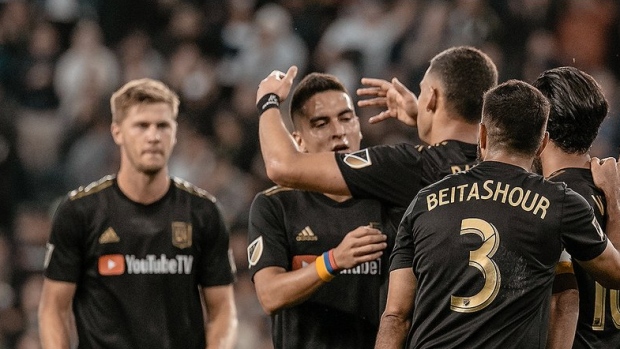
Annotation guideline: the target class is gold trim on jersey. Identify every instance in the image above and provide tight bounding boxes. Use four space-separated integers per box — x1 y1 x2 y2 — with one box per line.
172 177 216 203
69 175 115 200
296 227 318 241
262 186 294 196
99 227 120 244
172 222 192 249
592 194 605 216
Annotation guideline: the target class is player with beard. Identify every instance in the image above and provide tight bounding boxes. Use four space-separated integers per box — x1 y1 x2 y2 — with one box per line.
375 80 620 348
533 66 620 349
248 73 392 348
38 79 237 349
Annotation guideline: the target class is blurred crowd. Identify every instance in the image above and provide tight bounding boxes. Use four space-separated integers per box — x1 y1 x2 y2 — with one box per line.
0 0 618 348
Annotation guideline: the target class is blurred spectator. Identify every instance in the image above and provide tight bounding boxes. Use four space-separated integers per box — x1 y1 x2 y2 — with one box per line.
315 0 415 83
54 19 120 122
15 21 61 110
116 29 167 83
222 3 309 87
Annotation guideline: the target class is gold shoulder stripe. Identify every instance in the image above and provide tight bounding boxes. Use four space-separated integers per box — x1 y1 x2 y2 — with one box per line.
69 175 115 200
172 177 216 203
262 186 293 196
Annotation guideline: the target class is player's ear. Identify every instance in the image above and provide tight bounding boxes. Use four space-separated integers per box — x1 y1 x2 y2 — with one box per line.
478 123 487 158
111 122 122 145
426 87 438 113
291 131 307 152
535 131 549 157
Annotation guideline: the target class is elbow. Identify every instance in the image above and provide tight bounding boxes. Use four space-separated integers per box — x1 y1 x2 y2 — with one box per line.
264 159 296 187
256 294 283 316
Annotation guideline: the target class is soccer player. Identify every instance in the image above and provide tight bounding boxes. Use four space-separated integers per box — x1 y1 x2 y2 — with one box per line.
256 46 497 220
38 79 238 349
375 80 620 348
533 66 620 349
248 73 392 348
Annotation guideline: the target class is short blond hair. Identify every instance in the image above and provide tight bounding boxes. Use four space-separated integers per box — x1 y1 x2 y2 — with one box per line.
110 78 180 123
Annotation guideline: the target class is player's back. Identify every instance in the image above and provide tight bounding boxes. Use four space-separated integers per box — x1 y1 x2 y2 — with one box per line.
396 161 607 349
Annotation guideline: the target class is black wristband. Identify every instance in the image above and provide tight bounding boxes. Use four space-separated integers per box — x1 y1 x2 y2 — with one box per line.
256 93 280 116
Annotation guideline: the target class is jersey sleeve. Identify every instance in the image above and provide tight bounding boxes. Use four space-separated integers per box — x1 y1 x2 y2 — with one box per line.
197 201 235 287
247 192 290 281
335 144 423 208
560 188 608 262
44 196 85 283
389 195 421 272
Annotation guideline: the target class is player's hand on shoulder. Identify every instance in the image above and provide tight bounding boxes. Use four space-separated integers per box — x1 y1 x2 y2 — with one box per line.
591 156 620 199
356 77 418 126
256 66 298 104
332 226 387 269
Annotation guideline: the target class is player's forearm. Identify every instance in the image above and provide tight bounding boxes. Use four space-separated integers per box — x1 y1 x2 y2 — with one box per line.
39 310 72 349
259 108 301 186
546 289 578 349
605 188 620 250
205 301 238 349
374 313 411 349
255 264 327 315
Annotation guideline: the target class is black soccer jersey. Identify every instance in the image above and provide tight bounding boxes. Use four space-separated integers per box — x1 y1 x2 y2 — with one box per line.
247 187 393 349
391 161 608 349
44 175 234 349
548 168 620 349
335 140 478 208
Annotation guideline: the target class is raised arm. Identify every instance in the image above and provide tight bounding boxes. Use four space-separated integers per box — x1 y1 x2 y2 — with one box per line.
253 226 387 314
357 77 419 126
202 284 238 349
38 278 77 349
257 66 350 195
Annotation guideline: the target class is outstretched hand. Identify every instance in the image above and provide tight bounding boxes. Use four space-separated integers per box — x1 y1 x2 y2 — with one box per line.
591 156 620 199
257 66 298 104
356 77 419 126
332 225 387 270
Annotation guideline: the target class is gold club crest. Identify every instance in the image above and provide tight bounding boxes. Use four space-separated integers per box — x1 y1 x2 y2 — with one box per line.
172 222 192 249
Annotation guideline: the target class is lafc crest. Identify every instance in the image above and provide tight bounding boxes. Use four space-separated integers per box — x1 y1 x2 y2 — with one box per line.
343 149 372 169
172 222 192 249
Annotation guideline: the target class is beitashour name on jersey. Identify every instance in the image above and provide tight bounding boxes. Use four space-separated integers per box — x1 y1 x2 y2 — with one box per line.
426 179 550 219
125 254 193 275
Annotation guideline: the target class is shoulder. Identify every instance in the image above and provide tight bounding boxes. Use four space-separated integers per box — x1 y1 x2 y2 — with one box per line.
68 175 116 201
252 185 302 206
172 177 217 204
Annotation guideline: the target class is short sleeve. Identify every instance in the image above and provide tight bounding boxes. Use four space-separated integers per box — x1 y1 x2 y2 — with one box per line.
389 195 421 272
561 188 608 262
44 196 85 283
336 144 423 208
247 193 290 280
197 201 235 287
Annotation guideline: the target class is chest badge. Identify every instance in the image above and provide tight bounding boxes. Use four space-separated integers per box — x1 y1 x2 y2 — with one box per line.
172 222 192 249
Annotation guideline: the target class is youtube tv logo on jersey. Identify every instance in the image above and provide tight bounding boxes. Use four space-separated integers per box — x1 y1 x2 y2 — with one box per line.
98 254 125 276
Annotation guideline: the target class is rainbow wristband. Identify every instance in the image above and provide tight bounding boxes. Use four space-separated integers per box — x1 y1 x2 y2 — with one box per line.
315 253 335 282
328 249 339 271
